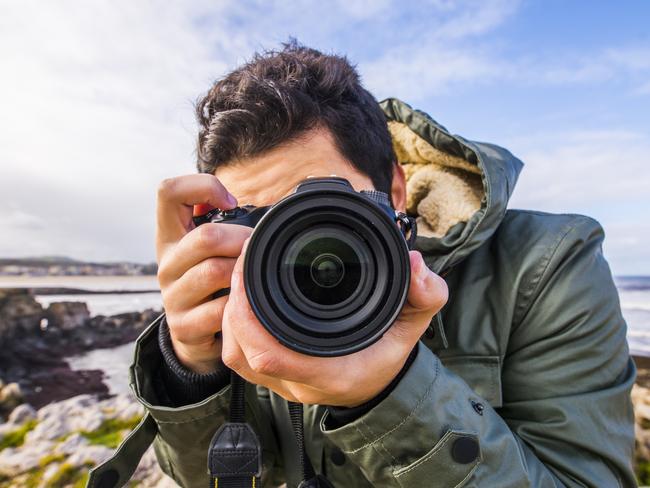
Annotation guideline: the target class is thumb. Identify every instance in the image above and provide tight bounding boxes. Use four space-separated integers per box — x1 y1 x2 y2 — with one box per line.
383 251 448 347
405 250 448 314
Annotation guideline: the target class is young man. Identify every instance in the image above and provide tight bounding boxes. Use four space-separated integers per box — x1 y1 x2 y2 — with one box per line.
89 42 636 487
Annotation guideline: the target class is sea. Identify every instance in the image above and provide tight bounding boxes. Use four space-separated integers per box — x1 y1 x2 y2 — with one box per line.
2 275 649 394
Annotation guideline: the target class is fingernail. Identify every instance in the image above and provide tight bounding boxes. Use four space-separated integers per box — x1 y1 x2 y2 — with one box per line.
227 193 238 208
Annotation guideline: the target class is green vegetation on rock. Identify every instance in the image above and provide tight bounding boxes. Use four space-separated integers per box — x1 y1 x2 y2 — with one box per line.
39 452 66 467
0 419 37 450
80 416 142 448
48 462 93 488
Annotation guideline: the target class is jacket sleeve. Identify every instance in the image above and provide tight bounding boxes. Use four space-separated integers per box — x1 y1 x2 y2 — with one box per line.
320 216 637 487
128 316 285 488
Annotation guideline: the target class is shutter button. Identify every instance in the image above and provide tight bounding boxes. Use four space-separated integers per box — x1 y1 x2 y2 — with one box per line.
330 447 346 466
451 437 479 464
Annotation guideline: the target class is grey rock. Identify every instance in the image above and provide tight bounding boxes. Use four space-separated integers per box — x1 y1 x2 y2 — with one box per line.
0 440 56 476
0 289 43 341
7 404 36 425
45 301 90 330
66 444 114 468
54 432 88 455
0 382 23 420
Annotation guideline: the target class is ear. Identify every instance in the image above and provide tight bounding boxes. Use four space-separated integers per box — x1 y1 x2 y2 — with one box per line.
390 161 407 213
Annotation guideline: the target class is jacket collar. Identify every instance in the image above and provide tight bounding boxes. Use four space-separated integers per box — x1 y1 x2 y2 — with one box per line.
380 97 523 273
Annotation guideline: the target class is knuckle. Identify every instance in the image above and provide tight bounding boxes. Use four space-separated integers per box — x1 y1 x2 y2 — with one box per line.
195 223 221 251
168 312 191 343
199 257 228 282
221 346 243 371
248 350 281 376
165 312 184 337
160 288 176 314
157 177 177 199
157 258 172 286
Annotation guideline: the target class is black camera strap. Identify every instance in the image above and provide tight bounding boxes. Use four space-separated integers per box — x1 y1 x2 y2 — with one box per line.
207 372 262 488
208 372 333 488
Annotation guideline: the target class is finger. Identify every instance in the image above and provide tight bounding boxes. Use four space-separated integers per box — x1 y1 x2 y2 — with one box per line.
223 239 328 384
383 251 448 346
156 174 238 256
221 336 296 398
403 250 448 313
162 257 236 310
166 295 228 345
157 223 252 286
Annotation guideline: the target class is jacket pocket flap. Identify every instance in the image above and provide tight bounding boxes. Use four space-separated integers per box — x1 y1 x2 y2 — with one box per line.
439 355 502 408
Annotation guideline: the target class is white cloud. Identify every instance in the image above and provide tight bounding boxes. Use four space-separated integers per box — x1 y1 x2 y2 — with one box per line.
0 1 253 262
508 129 649 210
361 0 519 100
507 129 650 275
0 0 524 261
0 0 647 275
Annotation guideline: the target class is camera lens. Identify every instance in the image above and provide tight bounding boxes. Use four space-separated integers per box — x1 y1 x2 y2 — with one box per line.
243 179 410 357
311 253 344 288
283 230 366 308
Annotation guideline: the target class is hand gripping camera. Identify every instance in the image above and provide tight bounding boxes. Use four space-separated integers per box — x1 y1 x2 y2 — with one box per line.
194 177 416 357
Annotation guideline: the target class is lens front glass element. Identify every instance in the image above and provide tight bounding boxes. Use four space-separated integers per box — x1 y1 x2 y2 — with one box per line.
282 229 366 307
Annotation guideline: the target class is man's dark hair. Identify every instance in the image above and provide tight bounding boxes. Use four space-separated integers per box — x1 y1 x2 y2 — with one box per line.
195 39 396 194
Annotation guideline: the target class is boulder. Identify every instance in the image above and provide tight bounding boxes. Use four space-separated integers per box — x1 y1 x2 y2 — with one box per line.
45 301 90 330
7 404 35 425
0 382 23 420
0 289 43 341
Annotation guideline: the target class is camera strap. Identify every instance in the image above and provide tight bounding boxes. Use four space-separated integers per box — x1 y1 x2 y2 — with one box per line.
208 370 334 488
207 372 262 488
204 304 333 486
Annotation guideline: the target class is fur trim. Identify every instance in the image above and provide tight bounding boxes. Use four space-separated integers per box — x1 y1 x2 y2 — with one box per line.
388 121 484 238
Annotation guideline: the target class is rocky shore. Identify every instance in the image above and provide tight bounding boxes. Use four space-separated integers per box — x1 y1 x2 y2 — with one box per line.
0 288 170 487
0 395 175 487
2 288 650 486
0 288 159 412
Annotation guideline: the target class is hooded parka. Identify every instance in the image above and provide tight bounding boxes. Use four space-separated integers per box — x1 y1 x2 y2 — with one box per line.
88 98 636 488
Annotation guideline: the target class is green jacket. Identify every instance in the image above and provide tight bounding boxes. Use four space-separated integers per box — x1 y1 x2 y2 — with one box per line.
88 98 636 488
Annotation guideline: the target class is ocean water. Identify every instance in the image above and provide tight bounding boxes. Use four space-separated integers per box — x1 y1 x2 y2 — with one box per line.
3 275 650 394
67 342 135 396
35 292 162 316
3 275 649 349
0 275 161 316
617 276 650 356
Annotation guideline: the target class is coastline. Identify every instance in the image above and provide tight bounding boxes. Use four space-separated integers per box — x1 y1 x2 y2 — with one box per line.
2 284 650 485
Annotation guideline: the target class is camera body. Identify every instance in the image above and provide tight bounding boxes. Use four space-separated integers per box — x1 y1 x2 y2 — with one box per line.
194 177 415 357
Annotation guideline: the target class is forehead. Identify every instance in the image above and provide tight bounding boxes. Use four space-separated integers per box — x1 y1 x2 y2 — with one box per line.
214 129 375 207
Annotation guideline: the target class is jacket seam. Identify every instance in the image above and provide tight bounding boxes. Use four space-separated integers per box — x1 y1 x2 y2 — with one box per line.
359 416 398 468
513 216 590 330
151 403 229 424
393 431 481 488
343 355 440 456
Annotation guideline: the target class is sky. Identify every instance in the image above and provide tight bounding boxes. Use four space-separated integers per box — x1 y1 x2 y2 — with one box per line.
0 0 649 275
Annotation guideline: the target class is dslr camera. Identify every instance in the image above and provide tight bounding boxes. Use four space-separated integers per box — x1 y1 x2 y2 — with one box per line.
194 177 416 357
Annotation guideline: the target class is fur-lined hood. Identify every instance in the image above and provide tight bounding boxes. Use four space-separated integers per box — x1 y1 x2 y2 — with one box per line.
380 98 523 273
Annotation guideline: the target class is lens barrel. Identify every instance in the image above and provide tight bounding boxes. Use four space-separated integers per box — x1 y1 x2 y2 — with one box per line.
243 178 410 357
